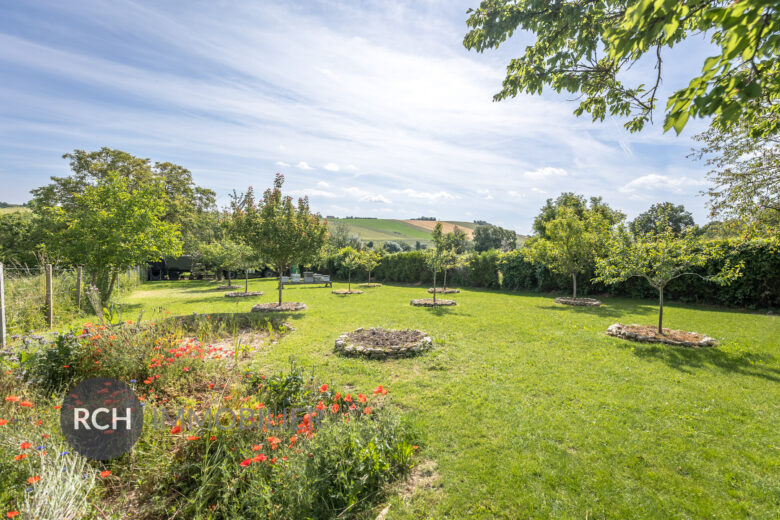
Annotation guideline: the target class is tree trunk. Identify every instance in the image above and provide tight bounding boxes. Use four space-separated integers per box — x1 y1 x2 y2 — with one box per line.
245 269 249 293
658 285 664 334
226 270 231 285
278 265 284 305
572 273 577 299
443 269 448 290
348 270 351 291
433 271 437 304
104 269 118 306
368 270 371 284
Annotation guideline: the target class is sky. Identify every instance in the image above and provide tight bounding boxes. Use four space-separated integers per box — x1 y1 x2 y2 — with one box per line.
0 0 719 234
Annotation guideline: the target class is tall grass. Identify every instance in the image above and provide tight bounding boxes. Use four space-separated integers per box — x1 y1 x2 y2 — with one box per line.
3 267 140 334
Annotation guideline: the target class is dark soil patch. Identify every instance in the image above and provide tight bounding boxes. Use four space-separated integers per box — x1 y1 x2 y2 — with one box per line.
428 288 460 294
606 323 718 347
224 291 264 298
410 298 456 307
335 327 433 359
348 328 425 347
555 297 602 306
251 302 306 312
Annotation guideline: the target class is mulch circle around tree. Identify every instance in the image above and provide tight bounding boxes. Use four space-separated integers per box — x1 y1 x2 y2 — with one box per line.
251 302 306 312
427 288 460 294
359 283 383 287
216 285 241 290
332 289 364 295
334 327 433 359
410 298 456 307
224 291 264 298
606 323 718 347
554 297 602 306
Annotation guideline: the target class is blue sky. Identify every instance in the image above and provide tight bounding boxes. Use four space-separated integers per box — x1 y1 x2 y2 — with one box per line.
0 0 718 233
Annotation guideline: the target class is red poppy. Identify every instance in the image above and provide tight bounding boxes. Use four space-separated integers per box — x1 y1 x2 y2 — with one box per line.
358 394 367 403
363 407 372 415
252 444 263 451
319 384 328 393
316 401 325 411
20 442 31 450
13 454 27 461
100 470 111 477
0 420 7 426
239 458 253 467
331 403 340 413
7 512 20 518
186 436 199 441
253 453 267 463
209 436 216 441
27 476 41 484
372 385 388 396
4 396 19 402
170 425 182 435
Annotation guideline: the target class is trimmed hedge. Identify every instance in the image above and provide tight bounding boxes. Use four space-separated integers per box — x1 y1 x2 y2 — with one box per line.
321 239 779 308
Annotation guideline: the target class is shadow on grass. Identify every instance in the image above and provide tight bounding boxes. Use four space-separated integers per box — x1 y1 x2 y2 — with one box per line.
619 341 780 382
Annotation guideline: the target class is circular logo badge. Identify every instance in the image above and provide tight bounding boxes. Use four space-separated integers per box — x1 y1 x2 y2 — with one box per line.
60 377 143 460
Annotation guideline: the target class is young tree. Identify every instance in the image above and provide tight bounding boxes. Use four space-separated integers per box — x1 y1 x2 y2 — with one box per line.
595 225 742 333
472 224 516 252
464 1 780 136
339 246 362 291
198 240 257 290
359 249 381 284
231 174 328 305
424 247 448 304
523 208 609 299
41 172 182 304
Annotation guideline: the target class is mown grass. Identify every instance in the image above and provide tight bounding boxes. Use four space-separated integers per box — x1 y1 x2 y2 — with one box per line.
119 278 779 519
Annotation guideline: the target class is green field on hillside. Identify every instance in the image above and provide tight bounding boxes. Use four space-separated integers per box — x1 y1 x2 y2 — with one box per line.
328 218 476 245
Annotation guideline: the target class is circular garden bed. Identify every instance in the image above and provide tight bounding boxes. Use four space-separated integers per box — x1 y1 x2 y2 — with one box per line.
332 289 364 295
225 291 264 298
554 297 602 306
606 323 717 347
334 327 433 359
427 288 460 294
251 302 306 312
410 298 456 307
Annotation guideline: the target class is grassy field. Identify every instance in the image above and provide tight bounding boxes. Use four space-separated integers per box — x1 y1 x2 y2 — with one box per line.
328 219 477 246
0 206 29 214
118 278 780 519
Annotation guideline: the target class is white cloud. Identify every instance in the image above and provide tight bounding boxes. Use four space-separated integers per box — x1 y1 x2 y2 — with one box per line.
391 188 458 201
275 161 290 167
323 162 340 171
531 188 547 194
290 188 337 198
343 186 391 203
345 164 359 171
317 180 329 187
524 167 568 179
618 174 706 194
296 161 314 170
477 189 493 200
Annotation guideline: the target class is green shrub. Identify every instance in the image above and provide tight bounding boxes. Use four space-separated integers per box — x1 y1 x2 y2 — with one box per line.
22 332 83 394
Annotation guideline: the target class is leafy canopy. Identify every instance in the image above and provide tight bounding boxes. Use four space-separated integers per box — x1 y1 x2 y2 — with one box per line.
464 0 780 135
630 202 695 236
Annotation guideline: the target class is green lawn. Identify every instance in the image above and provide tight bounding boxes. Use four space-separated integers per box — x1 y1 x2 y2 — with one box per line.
120 279 779 519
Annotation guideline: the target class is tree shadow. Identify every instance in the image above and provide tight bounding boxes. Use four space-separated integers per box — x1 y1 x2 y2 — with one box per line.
616 340 780 382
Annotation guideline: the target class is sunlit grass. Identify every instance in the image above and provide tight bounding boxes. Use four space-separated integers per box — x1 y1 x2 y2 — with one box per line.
120 278 779 519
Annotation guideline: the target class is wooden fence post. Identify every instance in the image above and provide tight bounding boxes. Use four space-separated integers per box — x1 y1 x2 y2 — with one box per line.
45 264 53 329
0 262 6 349
76 266 82 310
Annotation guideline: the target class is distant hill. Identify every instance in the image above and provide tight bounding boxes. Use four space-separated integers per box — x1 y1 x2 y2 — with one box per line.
0 202 29 215
328 218 479 246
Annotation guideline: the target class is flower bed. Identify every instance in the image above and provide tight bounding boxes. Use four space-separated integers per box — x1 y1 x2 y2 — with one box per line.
554 297 602 306
410 298 456 307
224 291 264 298
606 323 718 347
334 327 433 359
331 289 363 295
251 302 306 312
427 288 460 294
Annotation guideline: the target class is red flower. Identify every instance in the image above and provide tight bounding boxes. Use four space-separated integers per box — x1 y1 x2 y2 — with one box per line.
100 470 111 477
13 454 27 461
253 453 267 463
331 403 340 413
316 401 325 411
27 476 41 484
319 384 328 393
372 385 388 396
358 394 367 403
7 512 20 518
209 436 217 441
251 444 263 451
5 395 19 402
239 458 252 467
20 442 31 450
170 425 182 435
0 420 6 426
363 407 372 415
186 436 199 441
19 401 33 408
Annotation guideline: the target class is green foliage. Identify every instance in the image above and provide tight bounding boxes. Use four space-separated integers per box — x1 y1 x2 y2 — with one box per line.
472 223 516 252
630 202 695 236
37 172 182 303
231 174 329 304
357 249 382 283
197 239 257 282
23 332 83 393
533 193 625 238
464 0 780 136
0 211 42 266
